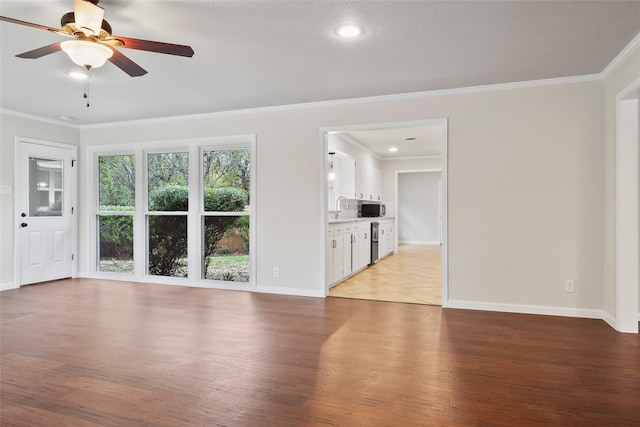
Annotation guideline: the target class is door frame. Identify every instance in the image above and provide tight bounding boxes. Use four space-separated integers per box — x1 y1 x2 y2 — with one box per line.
614 77 639 333
14 137 78 286
319 118 449 306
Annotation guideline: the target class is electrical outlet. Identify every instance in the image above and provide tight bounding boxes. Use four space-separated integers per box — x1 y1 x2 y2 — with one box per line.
565 279 575 293
273 267 280 278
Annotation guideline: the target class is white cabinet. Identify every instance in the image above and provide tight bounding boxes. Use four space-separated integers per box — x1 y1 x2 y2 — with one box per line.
341 224 354 278
357 224 372 270
355 162 382 201
378 219 395 258
355 161 367 200
339 157 356 199
329 153 356 205
369 166 382 202
328 220 372 287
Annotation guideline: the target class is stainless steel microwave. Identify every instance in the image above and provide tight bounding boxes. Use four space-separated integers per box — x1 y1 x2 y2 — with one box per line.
361 203 385 217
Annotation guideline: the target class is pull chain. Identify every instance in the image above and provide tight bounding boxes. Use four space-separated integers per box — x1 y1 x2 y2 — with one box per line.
81 65 92 107
83 77 90 108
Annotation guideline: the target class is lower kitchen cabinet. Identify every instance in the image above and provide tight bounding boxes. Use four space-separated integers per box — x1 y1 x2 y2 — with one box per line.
328 220 371 287
357 226 371 271
328 219 395 288
379 219 395 258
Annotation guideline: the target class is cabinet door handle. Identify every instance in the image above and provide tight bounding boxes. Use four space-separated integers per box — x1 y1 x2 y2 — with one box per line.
364 233 367 239
369 195 372 200
332 239 336 248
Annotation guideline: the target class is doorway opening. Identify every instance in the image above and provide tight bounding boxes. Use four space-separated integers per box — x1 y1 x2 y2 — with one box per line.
320 118 448 306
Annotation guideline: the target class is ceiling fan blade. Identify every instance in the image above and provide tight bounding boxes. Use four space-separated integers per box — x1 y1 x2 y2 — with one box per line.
16 42 62 59
74 0 104 36
108 49 148 77
0 16 59 33
113 36 194 57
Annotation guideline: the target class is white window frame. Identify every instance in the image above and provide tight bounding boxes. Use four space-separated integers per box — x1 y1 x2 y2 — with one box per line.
86 135 256 289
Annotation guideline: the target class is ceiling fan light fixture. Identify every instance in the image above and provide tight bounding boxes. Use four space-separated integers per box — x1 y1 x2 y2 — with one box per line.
61 40 113 69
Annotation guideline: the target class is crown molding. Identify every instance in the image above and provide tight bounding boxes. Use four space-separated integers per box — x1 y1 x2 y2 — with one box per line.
0 109 79 129
382 155 443 162
601 31 640 79
77 74 603 129
2 70 616 131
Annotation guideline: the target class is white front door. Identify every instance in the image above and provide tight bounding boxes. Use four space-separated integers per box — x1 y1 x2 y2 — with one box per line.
16 140 76 285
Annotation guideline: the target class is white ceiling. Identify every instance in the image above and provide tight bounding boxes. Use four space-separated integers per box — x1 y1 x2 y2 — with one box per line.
338 123 445 159
1 0 639 129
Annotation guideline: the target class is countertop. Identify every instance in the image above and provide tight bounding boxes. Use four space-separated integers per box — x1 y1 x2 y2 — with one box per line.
329 216 394 224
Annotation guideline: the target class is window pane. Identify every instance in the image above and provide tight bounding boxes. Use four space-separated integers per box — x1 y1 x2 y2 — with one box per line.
148 152 189 211
203 149 250 212
29 157 63 217
203 216 249 282
99 155 135 210
98 215 133 274
148 215 188 277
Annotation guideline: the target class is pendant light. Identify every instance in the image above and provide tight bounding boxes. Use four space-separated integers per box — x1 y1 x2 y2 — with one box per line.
328 152 336 182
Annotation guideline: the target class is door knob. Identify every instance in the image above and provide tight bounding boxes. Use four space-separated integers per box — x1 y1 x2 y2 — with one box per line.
21 213 26 217
20 223 28 228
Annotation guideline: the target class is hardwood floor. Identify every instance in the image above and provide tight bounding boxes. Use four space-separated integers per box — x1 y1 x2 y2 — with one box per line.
329 244 442 305
2 279 639 426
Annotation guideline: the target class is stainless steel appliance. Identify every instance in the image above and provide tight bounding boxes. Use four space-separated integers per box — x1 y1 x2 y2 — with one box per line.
361 203 385 217
370 221 379 265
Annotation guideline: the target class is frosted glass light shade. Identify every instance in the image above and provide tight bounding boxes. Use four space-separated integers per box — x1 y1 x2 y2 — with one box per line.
61 40 113 69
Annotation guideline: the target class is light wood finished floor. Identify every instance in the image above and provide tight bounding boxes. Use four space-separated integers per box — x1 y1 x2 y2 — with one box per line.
329 243 442 305
1 279 639 426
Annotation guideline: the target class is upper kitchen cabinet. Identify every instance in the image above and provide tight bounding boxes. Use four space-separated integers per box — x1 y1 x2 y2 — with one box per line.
355 160 382 201
328 151 356 205
328 133 383 202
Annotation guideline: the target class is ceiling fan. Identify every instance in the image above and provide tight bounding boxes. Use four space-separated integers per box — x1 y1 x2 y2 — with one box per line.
0 0 194 77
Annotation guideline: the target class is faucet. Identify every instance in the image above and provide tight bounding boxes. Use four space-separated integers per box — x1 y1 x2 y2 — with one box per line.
335 196 347 219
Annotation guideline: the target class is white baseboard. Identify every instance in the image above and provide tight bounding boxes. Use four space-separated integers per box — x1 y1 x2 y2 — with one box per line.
602 311 617 330
0 282 18 291
399 240 441 245
78 272 325 298
255 285 324 298
447 299 604 320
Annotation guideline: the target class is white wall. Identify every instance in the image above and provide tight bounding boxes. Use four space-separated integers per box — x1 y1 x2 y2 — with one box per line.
398 171 441 243
0 114 79 288
2 76 608 315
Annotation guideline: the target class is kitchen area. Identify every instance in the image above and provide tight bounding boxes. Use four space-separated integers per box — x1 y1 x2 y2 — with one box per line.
324 122 446 305
325 130 395 290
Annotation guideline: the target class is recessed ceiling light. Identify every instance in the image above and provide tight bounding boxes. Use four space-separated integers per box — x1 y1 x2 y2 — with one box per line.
404 137 417 141
389 147 398 152
336 24 363 38
67 70 90 80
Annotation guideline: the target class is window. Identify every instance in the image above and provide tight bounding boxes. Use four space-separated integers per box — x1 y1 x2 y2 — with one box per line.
29 157 63 216
97 155 135 274
91 137 255 286
147 152 189 278
202 148 251 282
